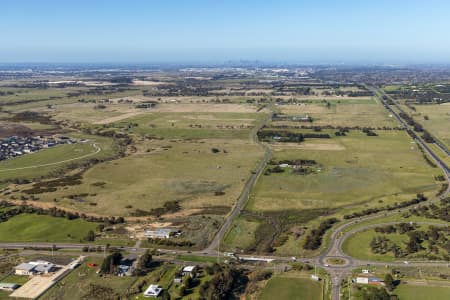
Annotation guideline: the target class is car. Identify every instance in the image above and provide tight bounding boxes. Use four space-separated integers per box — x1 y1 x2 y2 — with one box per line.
291 256 297 261
403 261 409 264
324 264 329 267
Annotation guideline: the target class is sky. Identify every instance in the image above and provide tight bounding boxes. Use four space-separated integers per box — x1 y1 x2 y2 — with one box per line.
1 0 450 64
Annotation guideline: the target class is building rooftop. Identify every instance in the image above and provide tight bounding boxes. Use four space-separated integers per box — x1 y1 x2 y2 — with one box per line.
182 266 195 272
144 284 162 297
15 263 35 271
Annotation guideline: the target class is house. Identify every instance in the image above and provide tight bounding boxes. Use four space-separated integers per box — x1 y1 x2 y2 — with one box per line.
15 263 36 276
14 261 56 276
144 228 174 239
118 254 138 276
181 266 196 277
143 284 162 297
0 283 19 291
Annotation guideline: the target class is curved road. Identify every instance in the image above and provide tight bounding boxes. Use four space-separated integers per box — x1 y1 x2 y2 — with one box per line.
0 142 101 172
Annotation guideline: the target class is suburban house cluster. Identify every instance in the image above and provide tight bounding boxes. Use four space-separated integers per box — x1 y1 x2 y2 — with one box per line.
0 135 76 161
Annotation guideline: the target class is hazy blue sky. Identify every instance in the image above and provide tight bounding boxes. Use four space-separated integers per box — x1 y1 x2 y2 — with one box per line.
1 0 450 63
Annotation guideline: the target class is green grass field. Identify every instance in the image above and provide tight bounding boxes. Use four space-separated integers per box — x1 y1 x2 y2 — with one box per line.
248 130 439 213
277 98 397 127
259 276 322 300
41 257 137 300
20 138 264 216
342 229 408 262
226 130 440 256
412 104 450 148
342 224 448 261
110 112 266 139
395 284 450 300
0 134 116 182
0 214 97 243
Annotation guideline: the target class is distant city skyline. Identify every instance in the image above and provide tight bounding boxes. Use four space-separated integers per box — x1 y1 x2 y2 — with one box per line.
2 0 450 63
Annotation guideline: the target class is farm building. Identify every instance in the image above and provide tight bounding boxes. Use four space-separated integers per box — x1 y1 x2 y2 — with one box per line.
144 228 180 239
143 284 162 297
355 275 385 286
15 260 56 276
181 265 197 277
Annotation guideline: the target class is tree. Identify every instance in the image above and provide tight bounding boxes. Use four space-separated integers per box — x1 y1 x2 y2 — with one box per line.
101 252 122 274
134 250 153 275
85 230 96 242
183 275 192 289
384 273 394 291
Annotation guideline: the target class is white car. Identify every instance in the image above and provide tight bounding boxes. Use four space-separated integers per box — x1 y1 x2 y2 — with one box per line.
403 261 409 264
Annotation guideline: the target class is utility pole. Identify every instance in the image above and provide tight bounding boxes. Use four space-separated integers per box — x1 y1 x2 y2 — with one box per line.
217 239 220 264
348 275 351 300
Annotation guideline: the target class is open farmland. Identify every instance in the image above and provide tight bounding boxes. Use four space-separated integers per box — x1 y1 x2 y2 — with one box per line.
276 98 398 127
248 130 440 212
13 138 264 216
412 103 450 148
224 130 442 255
104 111 266 139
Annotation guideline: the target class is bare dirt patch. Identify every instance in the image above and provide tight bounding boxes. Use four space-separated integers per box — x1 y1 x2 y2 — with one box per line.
151 103 258 113
94 111 144 124
132 80 169 86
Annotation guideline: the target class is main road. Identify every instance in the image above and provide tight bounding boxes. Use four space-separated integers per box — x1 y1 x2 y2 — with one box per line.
205 111 273 253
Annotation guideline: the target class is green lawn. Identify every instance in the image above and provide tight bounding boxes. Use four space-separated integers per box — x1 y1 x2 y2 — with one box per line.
259 276 322 300
0 134 116 182
342 224 449 261
223 217 261 251
395 284 450 300
0 274 29 285
0 214 97 243
41 257 137 300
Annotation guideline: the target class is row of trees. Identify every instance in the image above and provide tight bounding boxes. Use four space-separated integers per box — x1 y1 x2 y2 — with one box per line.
303 218 339 250
199 264 248 300
409 197 450 221
344 194 427 219
0 201 125 226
